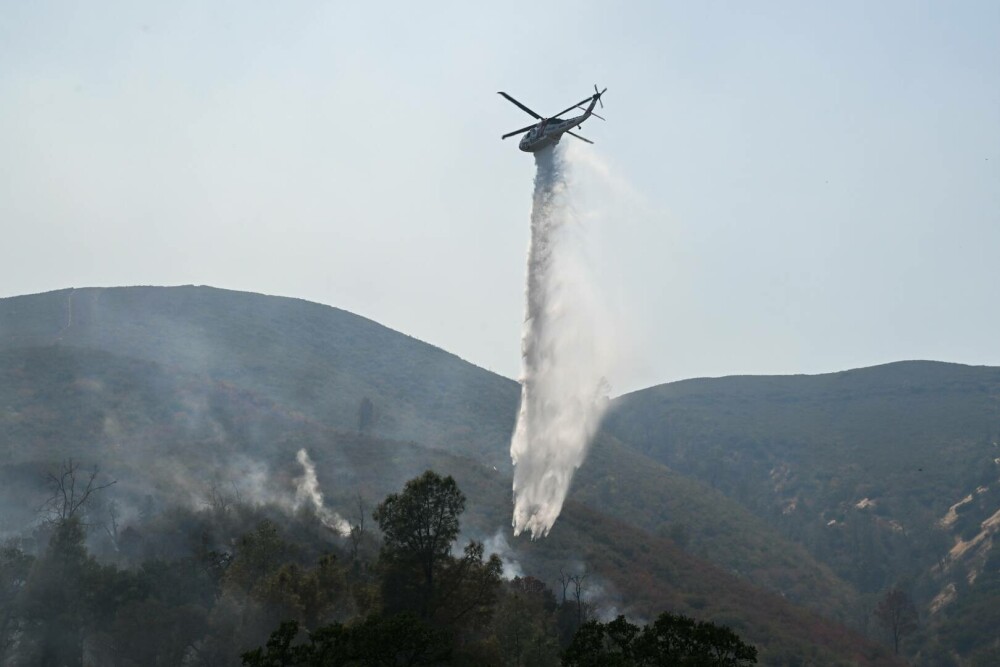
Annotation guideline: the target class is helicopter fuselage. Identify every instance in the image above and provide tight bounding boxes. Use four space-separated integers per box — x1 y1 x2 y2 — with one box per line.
518 114 589 152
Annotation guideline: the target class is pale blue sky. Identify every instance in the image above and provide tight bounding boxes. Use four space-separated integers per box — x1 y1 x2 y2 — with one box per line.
1 1 997 392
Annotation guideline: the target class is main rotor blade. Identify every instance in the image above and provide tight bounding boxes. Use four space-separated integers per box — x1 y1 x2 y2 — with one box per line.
576 105 605 120
498 92 542 119
502 123 536 140
566 130 593 144
550 95 598 120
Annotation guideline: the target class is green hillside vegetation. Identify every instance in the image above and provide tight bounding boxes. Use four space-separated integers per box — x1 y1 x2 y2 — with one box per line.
3 285 995 661
570 434 858 620
0 288 862 621
1 464 807 666
0 286 519 465
0 288 899 663
0 442 894 664
0 347 892 663
928 546 1000 665
605 364 1000 660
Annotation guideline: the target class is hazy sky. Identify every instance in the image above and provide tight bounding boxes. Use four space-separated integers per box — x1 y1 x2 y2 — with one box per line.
2 1 997 393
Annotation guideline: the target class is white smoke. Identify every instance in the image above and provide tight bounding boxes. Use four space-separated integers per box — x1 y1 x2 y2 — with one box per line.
294 448 352 537
483 529 525 579
510 144 613 539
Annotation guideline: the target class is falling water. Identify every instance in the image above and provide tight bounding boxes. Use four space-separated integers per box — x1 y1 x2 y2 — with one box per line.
510 145 609 539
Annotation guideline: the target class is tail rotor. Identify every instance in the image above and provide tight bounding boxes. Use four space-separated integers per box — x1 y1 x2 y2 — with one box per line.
594 84 606 108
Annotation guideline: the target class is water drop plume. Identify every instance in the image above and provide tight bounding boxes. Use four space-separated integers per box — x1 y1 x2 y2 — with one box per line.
510 145 610 539
294 448 352 536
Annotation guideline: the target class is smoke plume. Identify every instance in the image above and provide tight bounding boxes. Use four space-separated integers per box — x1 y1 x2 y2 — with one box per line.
483 529 525 579
510 145 611 539
294 448 352 537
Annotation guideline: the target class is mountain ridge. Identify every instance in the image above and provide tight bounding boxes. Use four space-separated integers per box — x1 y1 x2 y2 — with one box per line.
5 285 995 661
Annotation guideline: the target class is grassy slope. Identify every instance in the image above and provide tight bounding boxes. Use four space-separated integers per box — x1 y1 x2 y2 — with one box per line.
603 362 1000 556
0 344 896 665
15 284 977 661
0 287 861 618
570 433 859 620
0 286 519 465
605 364 1000 659
606 363 1000 487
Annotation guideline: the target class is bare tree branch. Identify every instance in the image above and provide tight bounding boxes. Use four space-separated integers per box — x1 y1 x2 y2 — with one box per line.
40 459 117 523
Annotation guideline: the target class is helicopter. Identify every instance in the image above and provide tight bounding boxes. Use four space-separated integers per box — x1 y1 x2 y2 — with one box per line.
498 85 607 153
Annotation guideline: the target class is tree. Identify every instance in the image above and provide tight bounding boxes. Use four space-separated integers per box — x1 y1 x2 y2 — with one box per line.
109 598 207 667
492 577 560 667
0 541 33 662
433 541 502 629
874 586 917 655
225 520 293 593
241 614 449 667
102 498 122 554
240 620 314 667
358 397 375 434
562 612 757 666
373 471 502 657
562 616 637 667
349 494 368 562
373 471 465 619
20 517 101 667
556 569 592 647
253 554 352 630
350 612 451 666
568 573 589 627
41 459 116 523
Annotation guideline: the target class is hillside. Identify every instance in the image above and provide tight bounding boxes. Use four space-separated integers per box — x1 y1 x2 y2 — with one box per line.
0 287 861 614
0 341 858 618
605 364 1000 661
0 286 519 466
9 285 998 660
0 346 894 664
0 286 898 663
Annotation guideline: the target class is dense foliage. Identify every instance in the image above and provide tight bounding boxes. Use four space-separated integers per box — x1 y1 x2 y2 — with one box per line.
0 470 762 666
562 613 757 666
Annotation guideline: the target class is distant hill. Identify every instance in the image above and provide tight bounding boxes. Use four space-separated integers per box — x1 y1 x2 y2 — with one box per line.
0 286 519 465
0 286 899 664
605 363 1000 660
0 286 859 610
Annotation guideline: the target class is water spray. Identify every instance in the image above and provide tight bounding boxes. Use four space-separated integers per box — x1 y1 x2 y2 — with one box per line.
510 145 610 538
